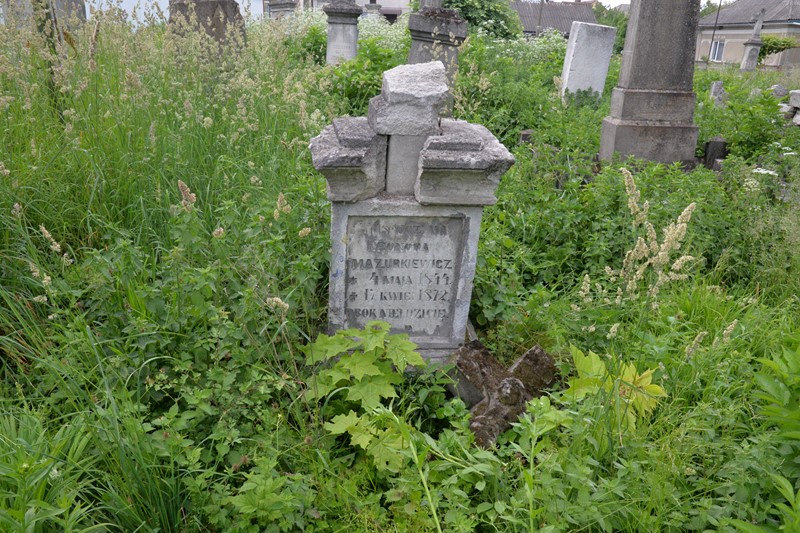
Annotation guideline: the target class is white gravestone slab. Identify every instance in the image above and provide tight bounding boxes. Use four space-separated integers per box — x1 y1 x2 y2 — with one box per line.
560 22 616 99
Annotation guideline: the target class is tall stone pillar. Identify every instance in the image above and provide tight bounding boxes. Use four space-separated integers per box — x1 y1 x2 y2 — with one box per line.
364 0 382 18
407 0 467 90
3 0 86 28
740 9 765 72
599 0 700 167
324 0 362 65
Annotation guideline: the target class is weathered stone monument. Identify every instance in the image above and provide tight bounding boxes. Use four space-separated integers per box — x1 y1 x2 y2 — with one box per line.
599 0 700 167
740 8 765 72
560 21 616 99
264 0 297 19
710 80 727 107
407 0 468 90
309 61 514 362
169 0 245 44
324 0 362 65
364 0 382 18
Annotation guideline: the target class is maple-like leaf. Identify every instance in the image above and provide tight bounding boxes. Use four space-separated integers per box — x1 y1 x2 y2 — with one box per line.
346 376 398 410
324 410 361 435
338 352 382 381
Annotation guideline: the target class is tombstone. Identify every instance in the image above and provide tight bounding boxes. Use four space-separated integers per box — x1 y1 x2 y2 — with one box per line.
560 22 616 99
169 0 246 44
740 8 765 72
770 84 789 98
703 137 727 170
790 90 800 109
264 0 297 19
324 0 361 65
599 0 700 167
364 0 382 18
407 0 468 92
710 80 727 107
309 61 515 362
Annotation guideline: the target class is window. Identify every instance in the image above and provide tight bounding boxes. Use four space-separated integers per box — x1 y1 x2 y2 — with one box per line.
710 40 725 62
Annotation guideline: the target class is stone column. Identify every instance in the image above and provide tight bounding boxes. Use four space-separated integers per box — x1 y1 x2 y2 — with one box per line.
364 0 382 18
309 61 515 362
599 0 700 167
169 0 246 44
407 0 468 91
265 0 297 19
740 9 765 72
324 0 362 65
560 21 616 99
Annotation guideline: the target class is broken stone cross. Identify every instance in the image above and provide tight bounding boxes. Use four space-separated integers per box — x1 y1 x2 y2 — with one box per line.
309 61 514 362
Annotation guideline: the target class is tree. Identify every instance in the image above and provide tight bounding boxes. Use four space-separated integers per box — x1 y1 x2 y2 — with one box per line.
758 34 798 64
442 0 523 40
593 3 627 54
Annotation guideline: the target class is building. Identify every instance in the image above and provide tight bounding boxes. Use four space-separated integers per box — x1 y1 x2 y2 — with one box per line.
511 0 597 37
696 0 800 68
265 0 410 22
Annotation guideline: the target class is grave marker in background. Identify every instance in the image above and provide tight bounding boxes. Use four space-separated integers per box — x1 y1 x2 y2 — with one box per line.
310 61 514 361
324 0 361 65
560 21 616 99
407 0 467 93
740 8 765 72
169 0 245 44
599 0 700 167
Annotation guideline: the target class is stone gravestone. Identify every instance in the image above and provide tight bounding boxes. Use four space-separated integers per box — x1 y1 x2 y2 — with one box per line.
364 0 382 18
309 61 514 362
407 0 468 92
324 0 361 65
264 0 297 20
599 0 700 167
710 80 727 107
169 0 245 44
560 21 617 99
740 8 765 72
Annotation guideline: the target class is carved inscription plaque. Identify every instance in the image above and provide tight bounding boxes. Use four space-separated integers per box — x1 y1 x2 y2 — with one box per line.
345 216 464 340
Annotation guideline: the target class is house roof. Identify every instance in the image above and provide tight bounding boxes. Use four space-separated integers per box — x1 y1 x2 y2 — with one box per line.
699 0 800 27
511 1 598 35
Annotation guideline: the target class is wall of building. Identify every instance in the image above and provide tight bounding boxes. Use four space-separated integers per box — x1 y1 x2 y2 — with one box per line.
697 24 800 68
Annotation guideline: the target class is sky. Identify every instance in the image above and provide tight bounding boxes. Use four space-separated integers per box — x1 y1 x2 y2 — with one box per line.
110 0 629 20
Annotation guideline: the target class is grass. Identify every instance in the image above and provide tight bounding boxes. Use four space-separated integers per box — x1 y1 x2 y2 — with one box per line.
1 4 799 532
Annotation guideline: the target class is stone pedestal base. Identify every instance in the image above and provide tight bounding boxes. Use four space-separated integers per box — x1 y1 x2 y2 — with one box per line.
600 87 698 166
265 0 297 19
600 118 698 166
740 40 762 72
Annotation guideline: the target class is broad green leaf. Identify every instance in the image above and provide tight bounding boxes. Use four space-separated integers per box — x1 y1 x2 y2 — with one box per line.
347 376 397 409
324 411 361 435
362 321 390 352
338 352 382 381
385 335 424 370
306 333 355 364
571 345 606 379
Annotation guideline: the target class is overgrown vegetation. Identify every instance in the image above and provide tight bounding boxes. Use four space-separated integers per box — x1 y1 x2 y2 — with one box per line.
1 3 799 531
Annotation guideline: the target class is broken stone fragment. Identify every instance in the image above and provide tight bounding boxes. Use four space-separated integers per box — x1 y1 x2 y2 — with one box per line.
416 119 515 206
309 117 387 202
790 90 800 109
770 84 789 98
448 340 557 448
367 62 449 136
